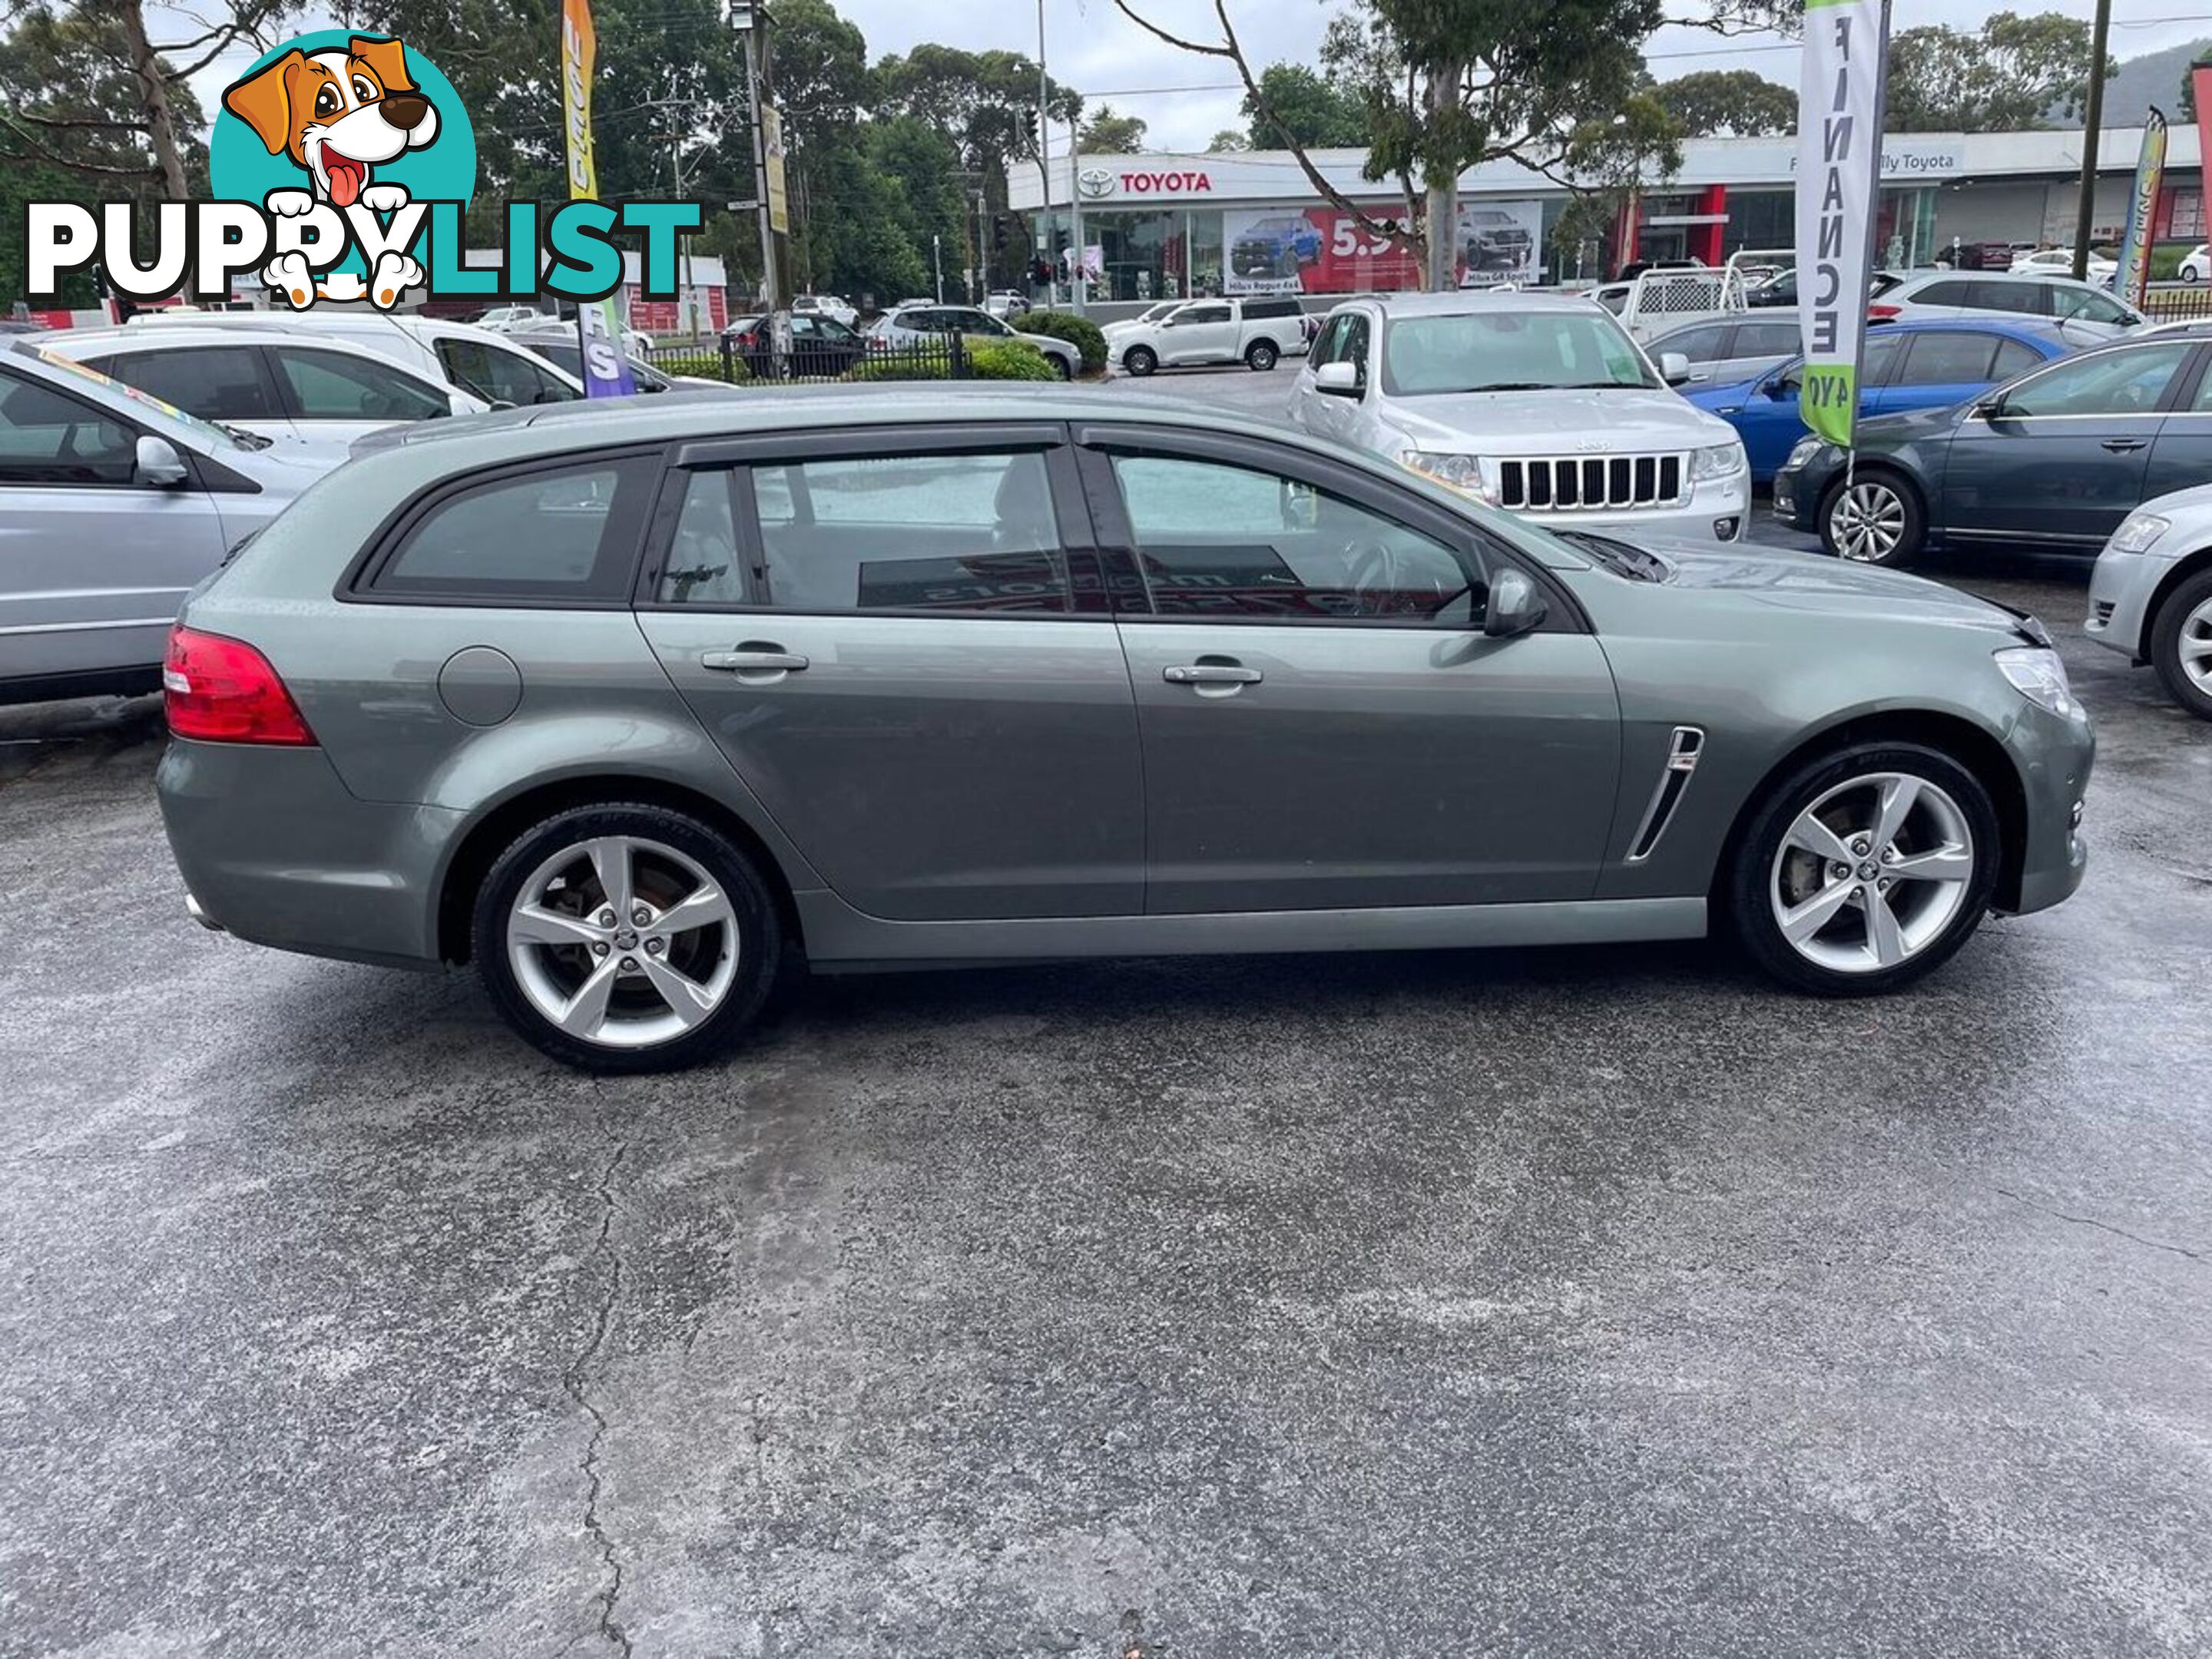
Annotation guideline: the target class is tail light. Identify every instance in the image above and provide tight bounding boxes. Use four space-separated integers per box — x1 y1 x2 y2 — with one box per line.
164 625 316 746
1867 303 1902 321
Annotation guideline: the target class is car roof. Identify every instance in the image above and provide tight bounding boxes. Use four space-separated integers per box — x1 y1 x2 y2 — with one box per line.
33 323 429 362
1356 290 1611 319
1893 269 2111 293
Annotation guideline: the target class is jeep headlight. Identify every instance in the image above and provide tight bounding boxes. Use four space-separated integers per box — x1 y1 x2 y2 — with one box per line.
1995 646 2076 718
1784 435 1824 470
1690 441 1747 482
1399 450 1498 505
2107 511 2171 554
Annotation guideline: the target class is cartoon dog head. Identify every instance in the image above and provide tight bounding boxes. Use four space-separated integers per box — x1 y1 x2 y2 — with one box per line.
223 36 439 209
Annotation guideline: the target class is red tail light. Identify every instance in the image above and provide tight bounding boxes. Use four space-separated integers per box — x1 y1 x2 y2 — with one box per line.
164 626 316 746
1867 303 1902 321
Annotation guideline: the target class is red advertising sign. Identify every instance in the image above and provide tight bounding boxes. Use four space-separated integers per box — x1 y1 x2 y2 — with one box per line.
1222 202 1543 296
628 296 679 333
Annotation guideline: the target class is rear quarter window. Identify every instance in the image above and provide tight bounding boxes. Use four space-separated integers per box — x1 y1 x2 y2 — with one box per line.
359 455 658 602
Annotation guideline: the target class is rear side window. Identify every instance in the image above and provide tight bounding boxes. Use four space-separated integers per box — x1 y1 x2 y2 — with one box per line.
1991 339 2048 380
367 456 656 600
103 346 278 422
1895 332 1999 386
1179 304 1231 325
1965 280 2041 315
737 450 1071 615
1912 280 1974 308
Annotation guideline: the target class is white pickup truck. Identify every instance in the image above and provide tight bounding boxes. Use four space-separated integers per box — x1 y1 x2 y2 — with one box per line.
1589 267 1753 343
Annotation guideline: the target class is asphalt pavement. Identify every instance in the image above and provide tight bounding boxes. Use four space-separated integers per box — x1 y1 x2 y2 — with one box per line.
3 369 2210 1657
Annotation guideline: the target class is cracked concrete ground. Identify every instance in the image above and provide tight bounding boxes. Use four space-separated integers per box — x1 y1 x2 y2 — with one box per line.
3 376 2210 1656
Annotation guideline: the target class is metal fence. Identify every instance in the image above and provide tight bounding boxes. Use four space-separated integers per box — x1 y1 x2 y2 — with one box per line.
2142 285 2212 323
641 333 972 386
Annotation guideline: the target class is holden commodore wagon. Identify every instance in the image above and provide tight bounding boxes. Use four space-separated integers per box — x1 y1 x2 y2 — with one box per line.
158 387 2094 1072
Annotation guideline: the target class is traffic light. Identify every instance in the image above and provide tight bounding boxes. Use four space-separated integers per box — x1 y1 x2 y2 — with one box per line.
992 214 1009 253
1031 257 1055 285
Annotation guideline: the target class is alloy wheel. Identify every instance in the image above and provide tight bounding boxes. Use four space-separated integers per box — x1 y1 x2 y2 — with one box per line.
505 834 740 1049
1769 772 1975 975
1830 482 1907 562
2177 594 2212 695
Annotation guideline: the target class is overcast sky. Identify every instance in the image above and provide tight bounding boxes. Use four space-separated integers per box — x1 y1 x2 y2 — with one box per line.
164 0 2212 151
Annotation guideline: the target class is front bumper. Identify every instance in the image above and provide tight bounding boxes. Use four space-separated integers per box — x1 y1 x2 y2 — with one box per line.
158 739 461 969
2083 546 2169 663
2005 695 2096 916
1516 475 1752 542
1771 462 1816 528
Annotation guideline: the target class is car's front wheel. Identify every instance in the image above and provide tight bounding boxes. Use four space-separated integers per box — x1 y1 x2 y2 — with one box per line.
1050 353 1073 379
1246 339 1279 372
2184 262 2203 283
472 804 783 1073
1730 743 2000 995
1820 472 1926 567
2149 566 2212 719
1123 344 1158 376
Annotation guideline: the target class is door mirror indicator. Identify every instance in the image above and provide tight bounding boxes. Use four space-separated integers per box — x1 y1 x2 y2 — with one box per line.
1315 361 1362 399
1658 351 1692 386
1484 567 1548 639
134 435 188 488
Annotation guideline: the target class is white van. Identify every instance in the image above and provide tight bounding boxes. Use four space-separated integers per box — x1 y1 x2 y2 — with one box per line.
124 310 584 409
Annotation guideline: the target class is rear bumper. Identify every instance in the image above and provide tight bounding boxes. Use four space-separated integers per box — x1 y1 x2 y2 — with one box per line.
157 739 460 969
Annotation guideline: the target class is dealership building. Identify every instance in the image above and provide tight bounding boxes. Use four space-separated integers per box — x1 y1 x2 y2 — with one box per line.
1009 125 2208 316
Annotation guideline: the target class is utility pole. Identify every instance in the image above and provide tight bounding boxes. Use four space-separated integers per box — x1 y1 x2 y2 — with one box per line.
734 2 792 317
933 233 944 302
2073 0 2114 280
1036 0 1056 309
975 188 987 301
1068 109 1085 313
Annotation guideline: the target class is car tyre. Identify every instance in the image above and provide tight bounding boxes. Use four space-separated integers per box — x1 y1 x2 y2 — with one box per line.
2184 262 2202 283
1728 742 2000 997
1123 344 1157 376
1820 471 1926 567
1246 339 1280 372
1050 353 1074 379
472 803 783 1075
2148 566 2212 720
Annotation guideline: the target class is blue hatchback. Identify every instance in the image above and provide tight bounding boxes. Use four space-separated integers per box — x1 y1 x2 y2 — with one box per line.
1687 317 2081 481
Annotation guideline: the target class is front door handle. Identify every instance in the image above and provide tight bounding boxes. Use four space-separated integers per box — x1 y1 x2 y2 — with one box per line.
702 646 810 674
1164 661 1263 687
2102 437 2147 453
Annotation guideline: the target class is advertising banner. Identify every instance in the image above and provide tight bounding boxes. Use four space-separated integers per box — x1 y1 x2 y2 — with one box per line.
559 0 637 395
1795 0 1891 449
1222 202 1541 296
2115 109 2167 310
1455 201 1544 286
763 106 790 236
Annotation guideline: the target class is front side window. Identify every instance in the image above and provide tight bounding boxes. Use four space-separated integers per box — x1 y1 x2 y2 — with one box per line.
1382 310 1652 396
2050 286 2131 326
370 457 654 598
1661 323 1729 363
1735 320 1802 358
1108 452 1486 624
1308 314 1349 367
276 347 450 422
0 370 137 485
435 339 576 406
2000 344 2191 417
103 346 278 422
742 450 1069 614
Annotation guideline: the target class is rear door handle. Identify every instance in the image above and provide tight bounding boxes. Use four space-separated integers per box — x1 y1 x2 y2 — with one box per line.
1164 663 1263 686
2102 437 2147 453
702 647 810 673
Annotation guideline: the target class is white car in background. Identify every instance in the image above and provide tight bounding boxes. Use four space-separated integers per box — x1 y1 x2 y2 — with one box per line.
1869 270 2142 337
1286 290 1750 543
2179 244 2210 283
1108 295 1311 376
2012 247 2118 282
983 290 1033 319
791 293 857 327
866 303 1082 377
35 325 485 447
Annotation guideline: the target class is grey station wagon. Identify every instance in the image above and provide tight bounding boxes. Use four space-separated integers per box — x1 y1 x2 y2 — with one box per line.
158 388 2094 1071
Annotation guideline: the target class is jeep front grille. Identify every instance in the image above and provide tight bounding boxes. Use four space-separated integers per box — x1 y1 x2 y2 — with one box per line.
1499 454 1687 512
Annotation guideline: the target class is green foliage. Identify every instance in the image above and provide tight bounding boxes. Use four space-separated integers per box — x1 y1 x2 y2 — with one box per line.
1655 69 1796 138
1018 309 1106 372
967 339 1058 380
1078 104 1147 154
1885 11 2115 133
649 349 750 384
1207 128 1249 153
1243 63 1367 149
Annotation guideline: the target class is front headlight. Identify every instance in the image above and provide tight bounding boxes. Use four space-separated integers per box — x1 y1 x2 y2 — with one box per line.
1995 646 2077 718
1691 441 1747 482
1399 450 1498 505
2107 511 2171 554
1784 435 1824 470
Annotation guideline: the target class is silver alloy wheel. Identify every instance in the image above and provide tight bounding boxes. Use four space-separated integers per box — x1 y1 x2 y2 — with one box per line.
2176 594 2212 694
1770 771 1975 975
505 834 740 1049
1830 481 1908 562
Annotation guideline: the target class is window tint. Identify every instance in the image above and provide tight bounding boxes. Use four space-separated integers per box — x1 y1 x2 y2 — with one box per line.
1109 453 1486 625
2001 344 2191 416
1245 298 1301 320
1965 280 2041 315
748 451 1068 614
0 370 138 485
1896 332 1999 386
276 346 449 422
1178 304 1231 325
1862 333 1906 385
104 346 277 422
657 471 745 604
1735 320 1802 357
1309 313 1349 367
435 338 576 406
1661 323 1729 362
1913 280 1975 307
373 458 654 598
2050 286 2130 325
1992 339 2047 381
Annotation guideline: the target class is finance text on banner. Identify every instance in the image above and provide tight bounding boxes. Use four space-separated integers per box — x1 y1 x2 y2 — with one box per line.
2115 110 2167 311
559 0 637 398
1796 0 1891 450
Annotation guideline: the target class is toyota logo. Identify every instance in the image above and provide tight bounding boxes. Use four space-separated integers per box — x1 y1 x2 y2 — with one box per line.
1077 167 1114 200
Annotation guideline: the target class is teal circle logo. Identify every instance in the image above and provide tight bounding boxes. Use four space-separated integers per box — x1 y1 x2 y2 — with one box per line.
211 31 476 281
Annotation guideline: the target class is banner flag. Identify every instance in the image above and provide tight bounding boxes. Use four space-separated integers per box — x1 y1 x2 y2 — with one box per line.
2115 109 2167 310
1796 0 1892 449
559 0 637 397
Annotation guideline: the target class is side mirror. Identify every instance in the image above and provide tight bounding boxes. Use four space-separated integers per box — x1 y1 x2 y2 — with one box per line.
134 434 187 487
1969 395 2005 421
1484 566 1548 640
1765 375 1798 401
1658 351 1692 386
1315 361 1363 399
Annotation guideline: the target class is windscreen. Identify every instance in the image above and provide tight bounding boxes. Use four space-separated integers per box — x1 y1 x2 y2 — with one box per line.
1381 311 1657 396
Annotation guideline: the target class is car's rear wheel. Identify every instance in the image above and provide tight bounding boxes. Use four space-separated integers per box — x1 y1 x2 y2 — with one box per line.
1820 472 1926 567
472 804 782 1073
1123 344 1157 376
2149 567 2212 719
1246 339 1280 372
1730 743 1999 995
